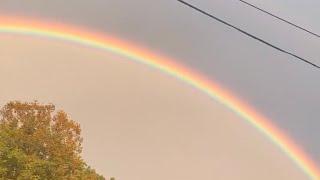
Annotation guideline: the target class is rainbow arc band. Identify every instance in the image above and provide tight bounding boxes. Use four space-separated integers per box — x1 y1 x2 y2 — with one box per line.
0 16 319 180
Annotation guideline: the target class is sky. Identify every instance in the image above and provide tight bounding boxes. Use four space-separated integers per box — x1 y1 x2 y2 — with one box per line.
0 0 320 179
0 33 309 180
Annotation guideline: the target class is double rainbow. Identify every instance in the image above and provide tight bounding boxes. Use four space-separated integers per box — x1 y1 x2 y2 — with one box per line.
0 16 319 179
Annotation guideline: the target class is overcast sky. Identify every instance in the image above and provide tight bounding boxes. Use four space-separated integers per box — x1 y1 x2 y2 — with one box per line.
0 0 320 177
0 32 309 180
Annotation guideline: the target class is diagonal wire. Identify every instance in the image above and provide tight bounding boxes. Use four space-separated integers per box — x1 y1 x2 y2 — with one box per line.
238 0 320 38
177 0 320 69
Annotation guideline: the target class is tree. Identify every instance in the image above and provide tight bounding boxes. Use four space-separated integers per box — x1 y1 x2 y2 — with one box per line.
0 101 105 179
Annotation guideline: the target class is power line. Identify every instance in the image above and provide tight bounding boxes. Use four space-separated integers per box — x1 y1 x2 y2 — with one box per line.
176 0 320 69
237 0 320 38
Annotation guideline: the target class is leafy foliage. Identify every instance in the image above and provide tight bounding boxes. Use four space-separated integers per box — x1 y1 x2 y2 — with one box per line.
0 101 105 180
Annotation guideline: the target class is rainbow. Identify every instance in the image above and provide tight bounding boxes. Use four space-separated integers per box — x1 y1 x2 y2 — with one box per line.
0 16 319 179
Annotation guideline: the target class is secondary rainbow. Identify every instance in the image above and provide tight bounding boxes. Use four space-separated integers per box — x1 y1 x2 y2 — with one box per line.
0 16 319 179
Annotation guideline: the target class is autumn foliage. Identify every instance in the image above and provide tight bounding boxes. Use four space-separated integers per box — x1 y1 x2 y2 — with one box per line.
0 101 104 179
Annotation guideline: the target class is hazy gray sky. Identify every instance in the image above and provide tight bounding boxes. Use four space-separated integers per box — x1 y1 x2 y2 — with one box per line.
0 0 320 178
0 34 309 180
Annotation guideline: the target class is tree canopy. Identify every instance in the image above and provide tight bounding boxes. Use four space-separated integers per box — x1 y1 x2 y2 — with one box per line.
0 101 105 179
